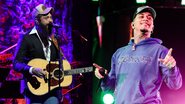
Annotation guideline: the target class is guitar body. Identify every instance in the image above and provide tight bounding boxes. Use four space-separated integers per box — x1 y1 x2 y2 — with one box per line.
27 58 72 96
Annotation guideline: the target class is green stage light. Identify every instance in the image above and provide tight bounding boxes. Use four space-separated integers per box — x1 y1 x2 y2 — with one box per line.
136 0 146 4
103 93 114 104
182 0 185 5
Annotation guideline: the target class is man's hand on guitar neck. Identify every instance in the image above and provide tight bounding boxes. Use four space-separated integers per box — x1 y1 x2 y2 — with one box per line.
32 67 47 78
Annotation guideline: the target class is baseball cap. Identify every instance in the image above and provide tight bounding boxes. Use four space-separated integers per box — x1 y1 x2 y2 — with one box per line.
133 6 156 20
32 4 54 19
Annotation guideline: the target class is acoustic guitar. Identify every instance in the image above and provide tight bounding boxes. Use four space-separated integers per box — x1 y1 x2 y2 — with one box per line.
27 58 93 96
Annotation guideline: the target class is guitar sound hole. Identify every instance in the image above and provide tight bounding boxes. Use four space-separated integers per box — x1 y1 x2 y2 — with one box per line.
53 69 63 79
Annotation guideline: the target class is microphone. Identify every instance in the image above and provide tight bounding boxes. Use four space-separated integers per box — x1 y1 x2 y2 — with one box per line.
99 67 106 76
52 23 62 28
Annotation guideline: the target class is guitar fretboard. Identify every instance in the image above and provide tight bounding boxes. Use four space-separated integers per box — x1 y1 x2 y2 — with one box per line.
64 67 93 76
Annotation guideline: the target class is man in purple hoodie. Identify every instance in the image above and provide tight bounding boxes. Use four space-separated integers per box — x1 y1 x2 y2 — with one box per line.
94 6 182 104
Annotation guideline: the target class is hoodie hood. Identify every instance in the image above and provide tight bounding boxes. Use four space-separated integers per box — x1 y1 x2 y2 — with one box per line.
128 38 162 46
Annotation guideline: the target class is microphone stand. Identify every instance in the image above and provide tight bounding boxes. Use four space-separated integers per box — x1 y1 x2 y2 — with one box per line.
54 26 64 89
51 25 66 101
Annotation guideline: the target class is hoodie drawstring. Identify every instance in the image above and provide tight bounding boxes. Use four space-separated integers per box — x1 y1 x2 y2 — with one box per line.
132 44 136 51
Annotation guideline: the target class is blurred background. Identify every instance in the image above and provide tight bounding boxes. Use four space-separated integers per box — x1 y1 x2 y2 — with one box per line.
1 0 185 104
0 0 92 103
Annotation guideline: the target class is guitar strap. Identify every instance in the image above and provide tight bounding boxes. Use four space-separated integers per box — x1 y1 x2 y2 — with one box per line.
51 34 66 60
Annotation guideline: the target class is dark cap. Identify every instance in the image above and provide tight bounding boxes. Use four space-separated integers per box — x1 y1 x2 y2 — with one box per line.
133 6 156 20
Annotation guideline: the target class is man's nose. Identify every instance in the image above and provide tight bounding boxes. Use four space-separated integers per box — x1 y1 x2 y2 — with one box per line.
49 18 53 23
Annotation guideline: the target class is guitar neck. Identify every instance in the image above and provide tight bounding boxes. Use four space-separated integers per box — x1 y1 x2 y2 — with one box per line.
63 67 93 76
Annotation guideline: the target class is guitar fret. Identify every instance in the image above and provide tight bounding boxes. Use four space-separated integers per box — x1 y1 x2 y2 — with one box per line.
64 67 93 76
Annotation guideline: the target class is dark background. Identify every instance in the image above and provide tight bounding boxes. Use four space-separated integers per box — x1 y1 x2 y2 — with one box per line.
1 0 185 104
92 0 185 104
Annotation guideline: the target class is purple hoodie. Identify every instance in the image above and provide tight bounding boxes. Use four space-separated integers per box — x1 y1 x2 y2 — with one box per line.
101 38 182 104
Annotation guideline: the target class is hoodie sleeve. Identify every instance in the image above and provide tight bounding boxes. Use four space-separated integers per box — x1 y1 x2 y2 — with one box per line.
160 49 182 90
101 53 116 92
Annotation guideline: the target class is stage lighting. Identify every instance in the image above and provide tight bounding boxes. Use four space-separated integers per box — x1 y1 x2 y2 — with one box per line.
102 93 114 104
136 0 146 4
182 0 185 5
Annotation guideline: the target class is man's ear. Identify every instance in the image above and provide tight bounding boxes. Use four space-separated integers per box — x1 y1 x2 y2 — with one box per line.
131 22 135 29
35 18 39 25
35 16 41 25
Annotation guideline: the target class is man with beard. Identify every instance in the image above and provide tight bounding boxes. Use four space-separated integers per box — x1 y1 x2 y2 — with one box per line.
94 6 182 104
13 4 62 104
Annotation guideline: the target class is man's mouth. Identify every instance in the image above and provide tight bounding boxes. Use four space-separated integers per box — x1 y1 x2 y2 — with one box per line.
141 22 150 28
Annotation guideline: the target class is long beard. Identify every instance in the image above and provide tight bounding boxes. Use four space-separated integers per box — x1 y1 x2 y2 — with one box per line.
36 23 53 47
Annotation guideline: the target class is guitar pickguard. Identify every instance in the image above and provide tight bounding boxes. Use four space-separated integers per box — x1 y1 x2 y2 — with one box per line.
46 63 64 86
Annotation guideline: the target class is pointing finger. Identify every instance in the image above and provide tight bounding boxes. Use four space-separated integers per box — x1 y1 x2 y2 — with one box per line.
93 63 102 69
165 48 173 59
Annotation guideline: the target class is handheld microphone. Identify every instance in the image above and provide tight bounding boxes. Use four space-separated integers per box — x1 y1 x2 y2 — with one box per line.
99 68 106 76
